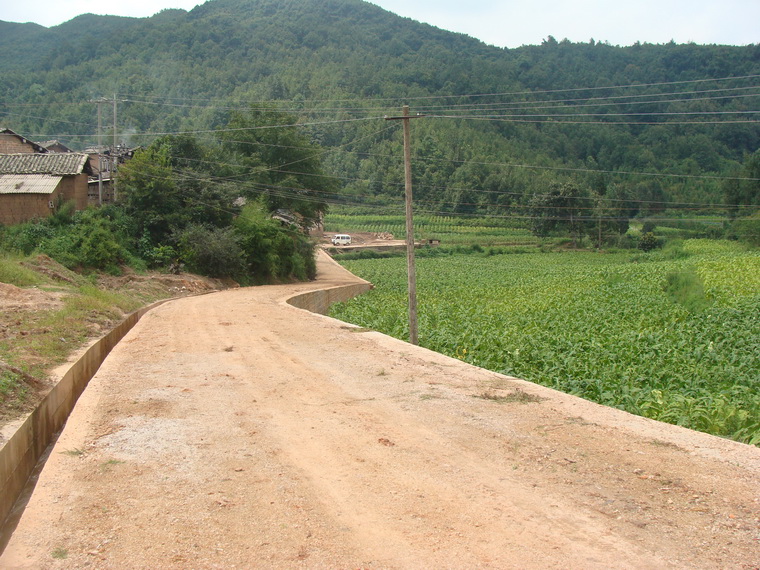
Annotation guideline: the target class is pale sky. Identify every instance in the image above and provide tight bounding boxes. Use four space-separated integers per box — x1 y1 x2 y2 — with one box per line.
0 0 757 48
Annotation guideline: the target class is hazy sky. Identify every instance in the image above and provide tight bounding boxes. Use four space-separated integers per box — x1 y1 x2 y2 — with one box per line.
0 0 757 48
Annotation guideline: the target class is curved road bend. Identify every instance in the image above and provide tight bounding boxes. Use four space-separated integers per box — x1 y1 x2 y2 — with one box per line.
2 252 758 568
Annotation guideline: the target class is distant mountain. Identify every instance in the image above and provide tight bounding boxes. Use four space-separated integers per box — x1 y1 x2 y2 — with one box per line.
1 0 758 211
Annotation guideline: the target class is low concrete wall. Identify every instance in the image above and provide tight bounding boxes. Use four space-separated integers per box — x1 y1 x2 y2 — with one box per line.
286 282 373 315
0 301 166 529
286 250 373 315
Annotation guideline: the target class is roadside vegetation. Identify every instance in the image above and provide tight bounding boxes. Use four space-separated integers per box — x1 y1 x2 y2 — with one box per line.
0 106 335 424
328 217 760 446
2 107 330 285
0 252 175 423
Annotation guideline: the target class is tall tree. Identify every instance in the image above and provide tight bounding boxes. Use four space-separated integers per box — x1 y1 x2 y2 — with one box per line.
218 106 335 230
724 150 760 218
529 182 593 246
116 143 181 245
117 135 236 246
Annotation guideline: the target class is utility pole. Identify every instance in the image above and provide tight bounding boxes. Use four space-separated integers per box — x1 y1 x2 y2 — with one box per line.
113 94 117 153
90 96 119 203
90 97 110 205
94 98 104 205
112 94 118 201
385 105 425 345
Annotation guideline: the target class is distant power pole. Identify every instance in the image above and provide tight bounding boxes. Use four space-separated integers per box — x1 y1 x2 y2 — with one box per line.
385 105 425 345
90 96 119 203
112 94 118 201
112 94 117 153
90 97 107 205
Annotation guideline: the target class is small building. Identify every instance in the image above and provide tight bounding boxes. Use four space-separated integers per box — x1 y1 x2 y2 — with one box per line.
0 127 48 154
0 153 93 226
86 145 138 205
40 140 75 153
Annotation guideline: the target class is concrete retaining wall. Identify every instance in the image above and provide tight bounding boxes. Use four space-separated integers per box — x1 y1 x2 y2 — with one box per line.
0 301 166 529
286 281 373 315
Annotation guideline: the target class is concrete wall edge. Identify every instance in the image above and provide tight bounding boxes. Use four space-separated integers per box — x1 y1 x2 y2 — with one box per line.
0 298 170 531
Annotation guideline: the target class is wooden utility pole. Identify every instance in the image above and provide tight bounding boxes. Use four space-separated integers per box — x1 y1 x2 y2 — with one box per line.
91 96 119 203
94 98 104 205
385 105 424 345
112 94 118 201
113 94 117 153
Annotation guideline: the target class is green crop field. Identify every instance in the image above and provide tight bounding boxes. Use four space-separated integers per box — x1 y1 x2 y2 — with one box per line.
330 240 760 445
325 213 540 246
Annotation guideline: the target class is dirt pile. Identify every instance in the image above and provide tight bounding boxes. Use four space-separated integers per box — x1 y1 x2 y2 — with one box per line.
0 282 64 312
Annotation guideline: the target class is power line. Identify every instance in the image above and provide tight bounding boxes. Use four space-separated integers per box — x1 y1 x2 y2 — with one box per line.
113 83 760 115
7 72 752 115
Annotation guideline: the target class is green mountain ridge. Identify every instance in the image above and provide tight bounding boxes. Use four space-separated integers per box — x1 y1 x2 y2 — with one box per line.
1 0 759 214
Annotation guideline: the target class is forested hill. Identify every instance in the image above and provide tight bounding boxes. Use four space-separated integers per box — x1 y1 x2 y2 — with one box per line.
1 0 759 212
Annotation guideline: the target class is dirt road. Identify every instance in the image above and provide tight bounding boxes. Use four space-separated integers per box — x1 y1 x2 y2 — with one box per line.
2 253 758 568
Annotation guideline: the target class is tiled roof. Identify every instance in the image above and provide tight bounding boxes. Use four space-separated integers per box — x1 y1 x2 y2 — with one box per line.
40 140 75 153
0 174 62 195
0 128 49 153
0 153 90 175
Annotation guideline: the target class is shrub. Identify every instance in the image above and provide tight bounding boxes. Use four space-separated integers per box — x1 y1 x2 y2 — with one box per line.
663 269 712 313
2 209 131 272
637 232 660 252
611 233 637 250
233 202 316 283
78 219 125 271
732 214 760 247
145 245 178 270
4 221 56 255
174 224 245 279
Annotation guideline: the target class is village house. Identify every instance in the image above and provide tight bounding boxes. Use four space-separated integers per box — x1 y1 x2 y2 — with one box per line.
0 152 93 226
0 128 136 223
40 140 75 153
85 145 138 205
0 127 48 154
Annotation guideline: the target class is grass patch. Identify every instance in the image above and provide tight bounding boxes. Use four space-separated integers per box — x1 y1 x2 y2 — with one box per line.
4 284 144 381
664 268 712 313
51 548 68 559
475 389 543 404
100 459 125 472
0 253 43 287
0 368 31 417
419 393 444 400
0 252 221 428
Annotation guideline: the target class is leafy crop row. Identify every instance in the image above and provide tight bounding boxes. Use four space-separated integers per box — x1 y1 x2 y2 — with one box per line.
325 214 538 245
330 241 760 445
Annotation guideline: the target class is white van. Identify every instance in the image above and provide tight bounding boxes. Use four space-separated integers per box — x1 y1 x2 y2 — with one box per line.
331 234 352 246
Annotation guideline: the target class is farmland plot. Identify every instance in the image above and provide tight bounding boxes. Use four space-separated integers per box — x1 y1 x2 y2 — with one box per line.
330 240 760 445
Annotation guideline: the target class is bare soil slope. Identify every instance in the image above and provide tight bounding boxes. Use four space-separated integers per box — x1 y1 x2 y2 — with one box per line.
2 253 758 569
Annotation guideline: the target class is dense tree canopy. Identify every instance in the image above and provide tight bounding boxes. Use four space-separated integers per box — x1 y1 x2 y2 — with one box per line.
1 0 758 222
218 106 333 229
724 149 760 216
113 110 336 281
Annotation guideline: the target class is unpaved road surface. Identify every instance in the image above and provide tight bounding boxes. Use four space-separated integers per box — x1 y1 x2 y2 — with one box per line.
2 253 759 569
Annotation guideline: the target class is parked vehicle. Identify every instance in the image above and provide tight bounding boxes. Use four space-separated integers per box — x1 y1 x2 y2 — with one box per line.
331 234 352 245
